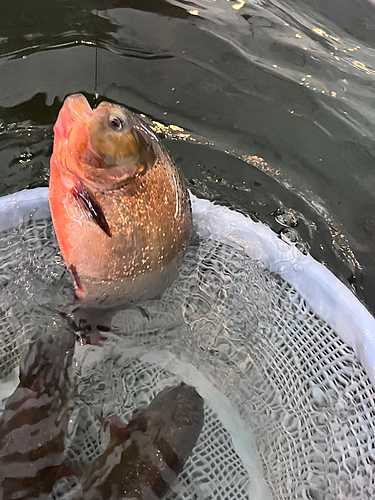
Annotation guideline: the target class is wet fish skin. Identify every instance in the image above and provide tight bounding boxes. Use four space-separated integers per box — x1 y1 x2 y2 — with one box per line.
80 383 204 500
49 94 193 308
0 333 204 500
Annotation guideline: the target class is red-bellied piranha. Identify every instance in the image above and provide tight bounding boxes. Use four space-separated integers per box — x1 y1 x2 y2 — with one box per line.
49 94 192 308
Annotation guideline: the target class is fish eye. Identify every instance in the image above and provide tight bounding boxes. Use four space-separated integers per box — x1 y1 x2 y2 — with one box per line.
108 114 124 132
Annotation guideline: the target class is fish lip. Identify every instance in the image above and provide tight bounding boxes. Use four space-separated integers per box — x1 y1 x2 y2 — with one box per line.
64 93 93 115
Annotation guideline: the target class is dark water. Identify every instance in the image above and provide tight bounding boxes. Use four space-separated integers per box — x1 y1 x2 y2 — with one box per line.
1 0 375 314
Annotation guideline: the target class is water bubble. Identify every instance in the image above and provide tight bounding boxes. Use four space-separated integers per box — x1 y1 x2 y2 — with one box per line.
280 227 300 244
362 217 375 235
280 228 310 255
273 207 298 227
295 241 310 255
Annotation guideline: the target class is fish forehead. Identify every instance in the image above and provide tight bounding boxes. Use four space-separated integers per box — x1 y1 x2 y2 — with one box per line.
91 101 133 129
56 94 129 131
57 94 159 148
92 100 159 142
95 100 128 115
63 94 142 128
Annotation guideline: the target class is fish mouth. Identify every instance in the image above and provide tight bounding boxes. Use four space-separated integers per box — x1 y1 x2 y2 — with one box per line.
61 93 93 121
58 94 159 191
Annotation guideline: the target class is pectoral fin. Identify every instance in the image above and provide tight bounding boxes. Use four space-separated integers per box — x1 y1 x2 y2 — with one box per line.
71 183 112 237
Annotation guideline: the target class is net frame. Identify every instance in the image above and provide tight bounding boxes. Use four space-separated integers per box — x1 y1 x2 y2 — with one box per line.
1 188 375 500
1 188 373 386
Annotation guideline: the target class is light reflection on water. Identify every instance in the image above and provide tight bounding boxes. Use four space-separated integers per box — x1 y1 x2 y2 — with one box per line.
1 0 375 308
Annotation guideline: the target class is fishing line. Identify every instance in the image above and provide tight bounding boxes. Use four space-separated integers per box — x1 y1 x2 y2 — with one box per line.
94 8 99 106
94 42 98 97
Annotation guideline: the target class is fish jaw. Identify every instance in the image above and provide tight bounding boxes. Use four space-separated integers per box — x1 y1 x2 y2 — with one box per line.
50 94 92 272
53 94 92 144
49 94 110 299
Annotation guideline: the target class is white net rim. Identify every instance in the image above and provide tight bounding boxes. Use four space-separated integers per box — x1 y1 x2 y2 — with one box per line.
1 187 374 386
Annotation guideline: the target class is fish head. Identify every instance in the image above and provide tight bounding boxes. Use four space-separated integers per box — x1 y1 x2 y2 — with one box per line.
53 93 160 191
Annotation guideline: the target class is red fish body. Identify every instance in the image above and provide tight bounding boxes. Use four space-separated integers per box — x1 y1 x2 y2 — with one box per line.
49 94 192 307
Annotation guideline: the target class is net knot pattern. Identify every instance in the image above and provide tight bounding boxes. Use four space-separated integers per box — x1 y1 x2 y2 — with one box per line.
0 217 374 499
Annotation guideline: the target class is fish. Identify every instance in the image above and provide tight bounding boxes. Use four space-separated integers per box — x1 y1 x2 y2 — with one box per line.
79 383 204 499
0 330 75 499
0 333 204 499
49 94 192 308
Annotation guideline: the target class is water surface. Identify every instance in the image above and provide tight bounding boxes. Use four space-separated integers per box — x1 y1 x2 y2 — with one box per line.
1 0 375 312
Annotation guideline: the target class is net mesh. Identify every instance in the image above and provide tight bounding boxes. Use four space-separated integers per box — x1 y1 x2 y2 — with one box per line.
58 355 252 500
0 216 374 500
252 281 375 500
